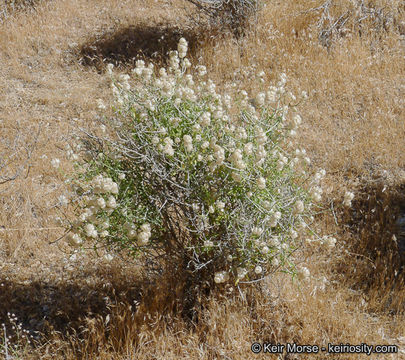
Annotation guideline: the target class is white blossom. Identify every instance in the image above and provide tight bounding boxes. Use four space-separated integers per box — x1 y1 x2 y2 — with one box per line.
216 200 225 211
343 191 354 207
244 142 254 155
97 99 106 110
163 142 174 156
196 65 207 77
256 177 266 190
177 37 188 58
252 227 263 236
269 236 280 247
104 254 114 261
262 200 271 210
237 267 248 279
293 200 304 215
183 134 193 152
292 114 302 127
200 112 211 126
96 197 106 209
261 246 270 254
68 233 83 247
256 92 266 106
106 63 114 74
254 265 263 274
204 240 214 247
58 195 68 206
84 223 97 238
214 271 229 284
267 87 277 103
255 127 267 145
140 223 151 233
51 158 60 168
137 229 151 245
269 211 281 227
183 58 191 68
106 196 117 209
110 182 119 194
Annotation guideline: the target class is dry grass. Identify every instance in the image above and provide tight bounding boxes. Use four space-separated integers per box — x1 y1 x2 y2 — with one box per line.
0 0 404 358
194 0 405 177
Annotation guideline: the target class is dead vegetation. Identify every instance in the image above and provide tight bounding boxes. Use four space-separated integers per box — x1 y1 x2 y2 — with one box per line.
185 0 259 37
0 0 404 358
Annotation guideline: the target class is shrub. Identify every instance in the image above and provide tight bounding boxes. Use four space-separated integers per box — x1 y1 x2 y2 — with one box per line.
64 39 326 303
186 0 259 37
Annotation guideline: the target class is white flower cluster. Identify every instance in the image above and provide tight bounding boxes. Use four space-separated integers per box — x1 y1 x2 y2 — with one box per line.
163 137 174 156
343 191 355 207
97 99 106 110
237 267 248 280
51 158 60 169
293 200 305 215
177 37 188 59
125 222 152 246
214 271 230 284
67 174 120 247
183 134 193 152
68 233 83 247
132 60 154 80
310 186 323 202
305 235 337 250
92 174 119 195
308 168 327 202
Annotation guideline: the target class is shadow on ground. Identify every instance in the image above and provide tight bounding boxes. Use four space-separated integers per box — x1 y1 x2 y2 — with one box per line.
79 23 207 71
0 265 143 339
338 180 405 313
348 181 405 266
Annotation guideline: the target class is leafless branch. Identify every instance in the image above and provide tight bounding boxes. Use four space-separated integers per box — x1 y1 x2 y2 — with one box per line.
0 122 41 187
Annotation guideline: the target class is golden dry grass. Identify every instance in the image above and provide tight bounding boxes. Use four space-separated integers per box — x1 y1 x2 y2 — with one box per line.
0 0 404 358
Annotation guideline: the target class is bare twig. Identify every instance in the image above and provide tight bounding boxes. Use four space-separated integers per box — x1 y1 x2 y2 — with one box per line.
0 122 41 186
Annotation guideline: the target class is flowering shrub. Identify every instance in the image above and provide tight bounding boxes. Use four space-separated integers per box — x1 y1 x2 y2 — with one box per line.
65 38 326 292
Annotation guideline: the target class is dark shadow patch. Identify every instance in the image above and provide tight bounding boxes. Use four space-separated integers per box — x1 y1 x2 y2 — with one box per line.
347 182 405 266
0 265 143 340
78 23 205 72
0 258 214 357
339 180 405 313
